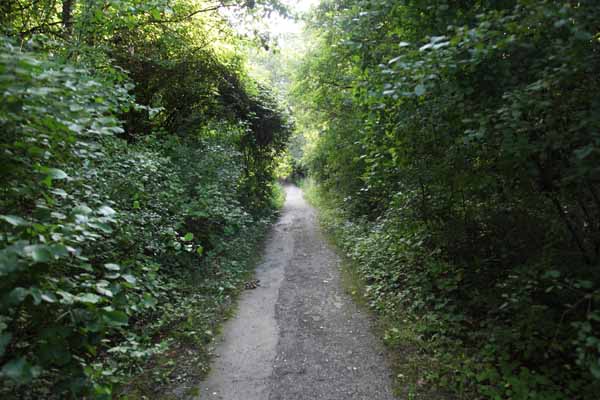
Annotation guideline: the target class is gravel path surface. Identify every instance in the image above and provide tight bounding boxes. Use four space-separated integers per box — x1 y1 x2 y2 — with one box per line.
195 185 397 400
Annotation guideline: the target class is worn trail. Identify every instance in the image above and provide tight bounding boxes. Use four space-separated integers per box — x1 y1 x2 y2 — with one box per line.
195 185 396 400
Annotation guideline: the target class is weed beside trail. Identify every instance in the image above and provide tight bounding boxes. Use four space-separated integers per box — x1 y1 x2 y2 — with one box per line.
303 178 599 400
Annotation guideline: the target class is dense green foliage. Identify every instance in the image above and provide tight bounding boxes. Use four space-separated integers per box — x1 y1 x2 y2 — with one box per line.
0 1 290 398
4 0 600 397
295 0 600 398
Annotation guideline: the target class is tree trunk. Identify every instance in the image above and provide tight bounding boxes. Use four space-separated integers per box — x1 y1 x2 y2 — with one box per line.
62 0 73 35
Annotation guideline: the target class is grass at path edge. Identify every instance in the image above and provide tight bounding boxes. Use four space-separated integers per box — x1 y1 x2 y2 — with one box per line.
301 178 462 400
118 183 286 400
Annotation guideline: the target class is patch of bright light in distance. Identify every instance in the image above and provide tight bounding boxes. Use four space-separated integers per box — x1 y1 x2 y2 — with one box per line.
268 0 320 34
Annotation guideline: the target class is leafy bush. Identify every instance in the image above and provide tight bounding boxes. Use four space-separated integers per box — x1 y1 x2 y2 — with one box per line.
0 16 289 396
295 1 600 398
0 37 136 395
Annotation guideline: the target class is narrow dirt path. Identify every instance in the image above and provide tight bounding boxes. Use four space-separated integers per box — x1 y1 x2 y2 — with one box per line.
195 185 396 400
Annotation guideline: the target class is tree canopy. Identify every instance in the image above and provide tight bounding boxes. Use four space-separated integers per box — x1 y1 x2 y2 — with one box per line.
293 0 600 398
2 0 600 398
0 0 290 397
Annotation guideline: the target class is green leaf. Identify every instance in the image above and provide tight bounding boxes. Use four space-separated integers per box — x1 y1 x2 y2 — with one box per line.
98 205 116 216
0 252 19 275
122 274 137 285
1 358 40 384
104 263 120 271
183 233 194 241
77 263 94 272
40 293 57 303
47 244 69 259
388 56 402 65
73 205 93 215
196 245 204 256
50 188 68 198
56 290 75 305
46 168 69 180
415 84 426 96
102 310 128 327
96 285 113 298
24 245 52 263
7 287 29 305
0 215 28 227
91 222 113 233
150 8 162 19
77 293 102 304
29 287 42 305
142 293 157 308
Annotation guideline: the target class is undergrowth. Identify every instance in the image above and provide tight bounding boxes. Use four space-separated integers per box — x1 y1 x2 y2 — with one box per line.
303 180 452 400
118 193 280 399
293 1 600 398
302 178 600 400
0 34 289 398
